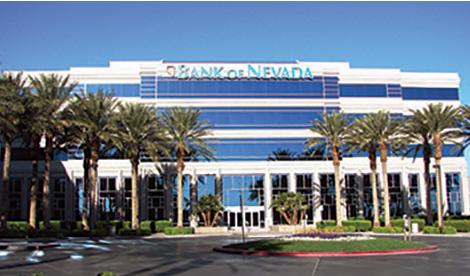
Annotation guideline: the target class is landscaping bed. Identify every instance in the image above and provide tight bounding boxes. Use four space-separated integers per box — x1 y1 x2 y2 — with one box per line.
215 235 436 257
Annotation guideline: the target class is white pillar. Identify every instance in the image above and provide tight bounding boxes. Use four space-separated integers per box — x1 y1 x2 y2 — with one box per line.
263 171 273 228
340 169 347 221
401 170 410 214
439 167 449 216
313 172 322 225
418 170 427 210
288 172 296 193
461 166 470 215
190 169 198 228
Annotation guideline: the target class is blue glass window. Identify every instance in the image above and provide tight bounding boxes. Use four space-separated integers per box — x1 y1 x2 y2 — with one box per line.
197 175 215 199
157 107 339 129
222 175 264 206
340 84 387 97
402 87 459 100
446 172 462 215
86 84 140 97
156 78 325 98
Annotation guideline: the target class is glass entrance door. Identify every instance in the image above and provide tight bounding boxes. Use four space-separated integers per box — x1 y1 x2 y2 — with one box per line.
225 207 264 229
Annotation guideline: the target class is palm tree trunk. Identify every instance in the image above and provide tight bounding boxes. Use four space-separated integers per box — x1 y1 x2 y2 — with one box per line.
434 137 444 231
89 140 100 231
380 143 391 227
176 146 185 227
131 158 140 230
332 146 342 227
29 136 40 229
280 211 292 225
1 137 12 230
423 142 433 225
42 133 53 229
82 147 90 231
369 148 380 228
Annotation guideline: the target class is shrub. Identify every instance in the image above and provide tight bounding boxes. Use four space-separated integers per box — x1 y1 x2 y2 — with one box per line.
140 220 155 233
423 226 457 234
156 220 172 233
343 220 372 232
372 226 403 233
316 220 371 232
391 218 426 231
442 220 470 232
31 273 46 276
320 226 356 233
316 220 336 228
39 220 62 231
118 228 152 236
164 227 194 235
7 221 30 232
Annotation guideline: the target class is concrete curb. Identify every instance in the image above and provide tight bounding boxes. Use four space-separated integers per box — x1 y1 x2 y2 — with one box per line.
213 245 439 257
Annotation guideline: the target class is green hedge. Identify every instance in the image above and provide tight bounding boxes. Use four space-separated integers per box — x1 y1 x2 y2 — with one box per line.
7 221 30 232
320 225 356 233
442 220 470 232
372 226 403 233
156 220 172 233
97 272 116 276
343 220 372 232
423 226 457 234
118 228 152 236
390 218 426 231
140 220 156 233
316 220 371 232
164 227 194 235
316 220 336 228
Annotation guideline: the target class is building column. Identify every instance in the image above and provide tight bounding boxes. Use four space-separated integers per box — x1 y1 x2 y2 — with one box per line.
401 170 410 215
164 170 174 222
356 173 365 219
439 167 449 216
418 170 427 211
190 169 198 227
215 169 223 203
313 172 322 225
116 169 124 220
288 172 296 193
140 167 147 221
263 171 273 228
340 170 347 221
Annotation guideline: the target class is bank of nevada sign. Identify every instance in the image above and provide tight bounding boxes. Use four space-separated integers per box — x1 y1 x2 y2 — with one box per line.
165 63 318 80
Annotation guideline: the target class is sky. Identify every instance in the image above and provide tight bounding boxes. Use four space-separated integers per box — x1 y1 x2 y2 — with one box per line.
1 1 470 167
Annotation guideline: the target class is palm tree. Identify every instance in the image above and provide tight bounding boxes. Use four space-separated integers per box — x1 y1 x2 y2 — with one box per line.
160 107 214 227
411 103 461 231
402 110 434 225
21 90 48 229
111 103 168 230
346 115 382 228
0 73 26 229
29 74 76 228
270 192 307 225
66 91 118 230
307 112 350 227
362 111 404 227
195 194 224 227
460 105 470 150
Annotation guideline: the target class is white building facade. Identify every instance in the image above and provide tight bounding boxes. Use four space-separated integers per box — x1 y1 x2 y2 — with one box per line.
3 60 469 229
